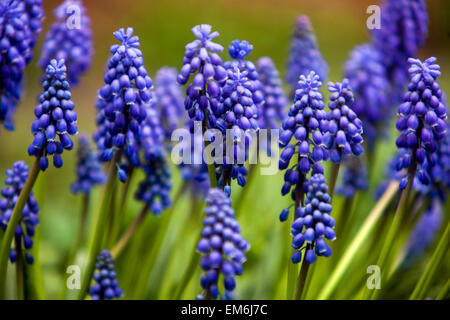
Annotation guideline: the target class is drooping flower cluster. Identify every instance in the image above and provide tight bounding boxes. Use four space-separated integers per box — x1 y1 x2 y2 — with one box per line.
336 156 369 199
291 174 335 264
153 67 185 141
0 0 43 130
372 0 428 95
256 57 288 155
28 59 78 171
88 250 123 300
394 57 447 190
215 67 260 188
39 0 93 85
323 79 364 163
93 27 153 179
71 134 106 194
177 24 227 128
279 71 327 212
285 15 328 94
196 189 249 299
344 44 390 149
0 161 39 264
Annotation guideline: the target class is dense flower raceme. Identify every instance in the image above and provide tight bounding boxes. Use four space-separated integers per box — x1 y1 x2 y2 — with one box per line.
88 250 123 300
28 59 78 171
39 0 93 85
177 24 227 128
256 57 288 155
394 57 447 190
344 44 390 149
336 156 369 199
215 67 260 188
291 174 335 264
0 161 39 264
71 134 106 194
196 189 250 299
93 27 153 179
278 71 328 217
285 15 328 93
0 0 43 130
372 0 428 94
323 79 364 163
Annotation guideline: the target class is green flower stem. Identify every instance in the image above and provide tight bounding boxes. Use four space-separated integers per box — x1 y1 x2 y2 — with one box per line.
436 277 450 300
110 203 149 258
15 238 24 300
234 163 257 218
328 162 340 198
0 155 41 299
294 254 311 300
317 181 398 300
173 242 201 300
410 222 450 300
77 148 123 300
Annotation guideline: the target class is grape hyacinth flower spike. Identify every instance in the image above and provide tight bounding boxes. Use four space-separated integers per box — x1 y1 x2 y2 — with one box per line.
285 15 328 94
28 59 78 171
39 0 93 85
197 189 249 299
88 250 123 300
177 24 227 128
0 161 39 265
71 134 106 194
93 27 153 180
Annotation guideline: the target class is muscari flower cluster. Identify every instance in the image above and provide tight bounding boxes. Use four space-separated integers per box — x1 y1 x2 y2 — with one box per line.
279 71 327 221
196 189 249 300
336 156 369 199
0 161 39 264
291 174 335 264
28 59 78 171
71 134 106 194
39 0 93 85
394 57 447 190
0 0 43 130
285 15 328 94
153 67 185 141
323 79 364 163
372 0 428 94
93 27 153 179
177 24 227 128
256 57 288 155
344 44 390 149
89 250 123 300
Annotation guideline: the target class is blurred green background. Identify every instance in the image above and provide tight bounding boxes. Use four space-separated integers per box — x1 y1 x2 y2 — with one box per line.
0 0 449 299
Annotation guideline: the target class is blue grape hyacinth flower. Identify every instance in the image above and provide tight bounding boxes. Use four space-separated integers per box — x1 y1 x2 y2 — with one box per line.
196 188 249 300
28 59 78 171
71 134 106 194
93 27 153 179
336 156 369 199
394 57 447 190
39 0 93 85
0 161 39 264
0 0 43 130
88 250 123 300
323 79 364 163
285 15 328 94
177 24 227 128
291 174 335 264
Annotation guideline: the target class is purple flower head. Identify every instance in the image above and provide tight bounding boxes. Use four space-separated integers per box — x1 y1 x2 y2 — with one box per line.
177 24 227 128
285 15 328 93
93 27 153 180
0 161 40 265
28 59 77 171
394 57 447 190
336 156 369 199
291 174 335 264
71 134 106 194
153 67 185 141
39 0 93 85
256 57 288 155
345 44 390 150
197 188 249 300
0 0 43 130
228 39 253 60
323 79 364 163
88 250 123 300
